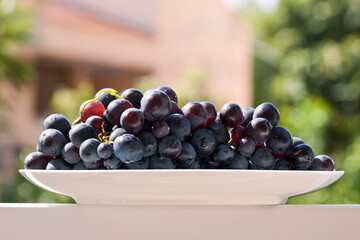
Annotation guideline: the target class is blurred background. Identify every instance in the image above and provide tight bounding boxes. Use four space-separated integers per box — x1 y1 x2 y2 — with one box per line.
0 0 359 204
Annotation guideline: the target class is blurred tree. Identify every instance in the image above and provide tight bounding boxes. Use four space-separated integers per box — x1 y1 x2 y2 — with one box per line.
0 0 33 84
244 0 360 203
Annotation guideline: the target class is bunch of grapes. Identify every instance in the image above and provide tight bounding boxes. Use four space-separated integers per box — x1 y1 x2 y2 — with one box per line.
24 87 335 171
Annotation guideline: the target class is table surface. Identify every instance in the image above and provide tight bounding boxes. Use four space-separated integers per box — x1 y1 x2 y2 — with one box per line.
1 204 359 240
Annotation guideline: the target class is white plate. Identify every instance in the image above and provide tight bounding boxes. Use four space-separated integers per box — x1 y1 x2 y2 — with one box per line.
19 169 344 205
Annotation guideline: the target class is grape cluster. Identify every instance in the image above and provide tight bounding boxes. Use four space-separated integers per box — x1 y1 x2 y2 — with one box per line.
24 87 335 171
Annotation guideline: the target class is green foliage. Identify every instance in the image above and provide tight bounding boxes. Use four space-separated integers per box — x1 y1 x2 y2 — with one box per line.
245 0 360 203
0 0 33 83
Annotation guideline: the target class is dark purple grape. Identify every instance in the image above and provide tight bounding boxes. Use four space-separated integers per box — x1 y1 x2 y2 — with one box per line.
69 123 97 148
266 127 292 155
165 114 191 141
62 142 81 164
109 128 127 141
240 107 254 127
188 159 202 169
126 157 150 169
95 88 120 108
181 101 208 131
136 131 158 157
229 153 249 169
200 101 217 127
157 86 178 103
245 118 273 144
120 108 144 133
46 158 72 170
230 126 246 144
219 102 244 128
120 88 143 108
308 155 335 171
190 129 217 157
104 99 133 126
199 156 222 169
293 137 305 146
149 154 176 169
85 116 104 134
24 152 51 169
84 159 103 169
73 161 88 170
249 146 276 170
158 135 182 158
43 113 71 138
97 142 113 159
208 122 230 144
237 137 255 157
290 144 315 170
211 144 234 163
38 129 67 157
274 159 292 170
140 89 171 121
174 142 196 168
113 134 145 163
151 120 170 139
79 138 101 163
170 101 181 114
103 155 123 170
253 102 280 127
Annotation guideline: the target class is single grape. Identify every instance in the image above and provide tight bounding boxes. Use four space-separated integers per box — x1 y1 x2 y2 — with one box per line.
151 120 170 139
113 134 145 163
157 86 178 103
43 113 71 138
237 137 255 157
199 156 222 169
46 158 72 170
109 128 127 141
80 100 105 122
103 99 133 126
120 108 144 133
245 118 273 144
69 123 97 148
253 102 280 127
165 114 191 141
240 107 254 127
230 126 246 144
140 89 171 121
79 138 101 163
84 160 104 169
136 131 158 157
308 155 335 171
249 146 276 170
38 129 67 157
211 144 234 163
85 116 104 134
173 142 196 168
208 122 230 144
188 159 202 169
158 135 182 159
120 88 143 108
62 142 81 164
170 101 181 114
292 137 305 147
103 155 123 170
94 88 120 108
126 157 150 169
97 142 113 159
274 159 292 170
181 101 208 131
200 101 217 127
24 152 51 169
219 102 244 128
190 129 217 157
266 127 292 155
73 161 88 170
149 154 176 169
229 153 249 169
290 144 315 170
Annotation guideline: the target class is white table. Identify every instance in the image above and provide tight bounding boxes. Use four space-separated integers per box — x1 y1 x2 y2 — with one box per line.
1 204 359 239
